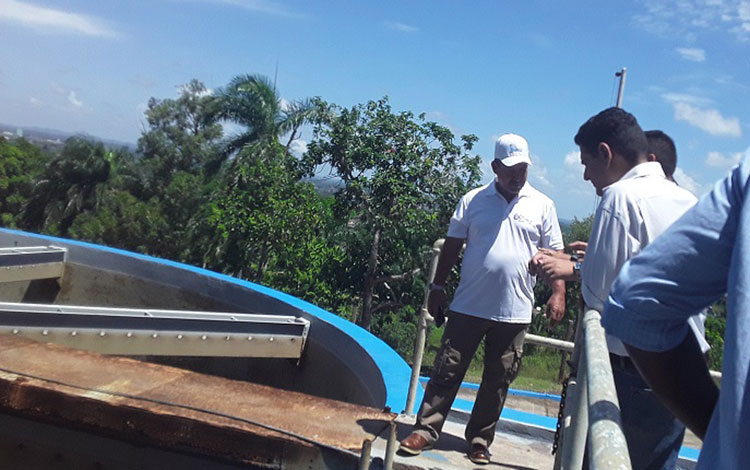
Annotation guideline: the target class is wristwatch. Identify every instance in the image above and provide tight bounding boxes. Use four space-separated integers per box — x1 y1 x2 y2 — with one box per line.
573 262 582 280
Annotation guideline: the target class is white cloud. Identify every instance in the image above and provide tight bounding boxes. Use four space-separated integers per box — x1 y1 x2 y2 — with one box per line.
424 111 448 121
181 0 301 18
288 139 308 157
177 83 213 98
633 0 750 41
564 150 580 168
0 0 118 37
67 91 83 108
706 150 743 167
676 47 706 61
385 21 418 33
661 92 713 106
663 94 742 137
673 102 741 136
29 97 41 107
529 154 552 188
672 167 712 195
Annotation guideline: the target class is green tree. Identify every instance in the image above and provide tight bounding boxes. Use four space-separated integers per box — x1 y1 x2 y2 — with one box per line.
203 142 339 299
137 79 223 192
303 97 481 331
0 138 49 228
219 74 317 158
23 137 113 235
67 189 166 254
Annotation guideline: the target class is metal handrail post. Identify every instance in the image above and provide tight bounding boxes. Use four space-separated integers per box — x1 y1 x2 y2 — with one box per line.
404 239 444 415
383 421 398 470
357 439 372 470
584 309 631 470
557 310 588 470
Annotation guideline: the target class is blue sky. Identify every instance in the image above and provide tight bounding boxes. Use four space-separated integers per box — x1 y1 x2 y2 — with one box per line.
1 0 748 219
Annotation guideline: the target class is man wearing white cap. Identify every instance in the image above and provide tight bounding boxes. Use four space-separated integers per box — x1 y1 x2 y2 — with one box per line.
399 133 566 464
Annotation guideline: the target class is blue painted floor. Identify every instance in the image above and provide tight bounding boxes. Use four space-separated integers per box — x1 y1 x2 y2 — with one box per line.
420 376 701 462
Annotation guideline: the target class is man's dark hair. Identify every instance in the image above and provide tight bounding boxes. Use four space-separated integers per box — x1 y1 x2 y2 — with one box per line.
645 130 677 178
574 107 648 164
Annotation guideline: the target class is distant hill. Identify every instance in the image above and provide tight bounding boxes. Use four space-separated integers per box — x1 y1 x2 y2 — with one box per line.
0 123 137 151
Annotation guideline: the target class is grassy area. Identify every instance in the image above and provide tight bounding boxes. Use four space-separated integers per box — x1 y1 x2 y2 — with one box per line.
422 344 568 395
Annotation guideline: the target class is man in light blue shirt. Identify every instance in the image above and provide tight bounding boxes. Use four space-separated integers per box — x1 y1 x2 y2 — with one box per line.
602 153 750 470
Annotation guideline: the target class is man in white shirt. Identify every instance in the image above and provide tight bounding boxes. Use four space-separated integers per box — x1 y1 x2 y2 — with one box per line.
399 134 566 465
530 108 699 469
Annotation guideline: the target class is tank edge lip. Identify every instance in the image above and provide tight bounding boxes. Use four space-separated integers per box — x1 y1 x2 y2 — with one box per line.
0 228 413 412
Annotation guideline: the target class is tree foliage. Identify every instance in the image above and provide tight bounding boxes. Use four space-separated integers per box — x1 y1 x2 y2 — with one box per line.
1 74 727 375
0 138 48 228
303 97 481 330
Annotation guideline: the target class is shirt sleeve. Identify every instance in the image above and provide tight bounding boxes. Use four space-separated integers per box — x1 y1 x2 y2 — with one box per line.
541 202 564 250
446 195 469 239
582 202 640 312
602 159 748 352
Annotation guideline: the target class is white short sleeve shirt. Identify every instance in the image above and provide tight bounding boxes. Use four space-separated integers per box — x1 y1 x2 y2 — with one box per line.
581 161 709 355
447 182 563 323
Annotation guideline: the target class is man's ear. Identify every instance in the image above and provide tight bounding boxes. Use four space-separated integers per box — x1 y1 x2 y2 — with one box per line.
647 152 657 162
597 142 613 167
490 159 500 175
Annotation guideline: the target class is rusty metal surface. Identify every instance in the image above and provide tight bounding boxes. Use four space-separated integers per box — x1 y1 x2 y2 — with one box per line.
0 334 395 466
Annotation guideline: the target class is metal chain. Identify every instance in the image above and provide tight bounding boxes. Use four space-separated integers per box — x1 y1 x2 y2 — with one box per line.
551 374 570 455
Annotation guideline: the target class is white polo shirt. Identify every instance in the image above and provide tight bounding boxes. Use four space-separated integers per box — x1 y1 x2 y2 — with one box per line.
447 182 563 323
582 161 709 355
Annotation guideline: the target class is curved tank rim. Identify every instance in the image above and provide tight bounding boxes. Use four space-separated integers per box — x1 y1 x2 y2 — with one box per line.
0 228 414 413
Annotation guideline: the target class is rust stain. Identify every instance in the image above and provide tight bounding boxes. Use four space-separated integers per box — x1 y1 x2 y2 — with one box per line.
0 335 395 465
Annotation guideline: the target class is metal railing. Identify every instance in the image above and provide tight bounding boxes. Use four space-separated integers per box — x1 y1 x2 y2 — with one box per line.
403 238 721 470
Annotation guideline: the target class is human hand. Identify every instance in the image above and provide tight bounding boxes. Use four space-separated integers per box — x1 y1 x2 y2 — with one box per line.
545 292 565 326
529 253 575 282
427 289 447 327
568 241 588 260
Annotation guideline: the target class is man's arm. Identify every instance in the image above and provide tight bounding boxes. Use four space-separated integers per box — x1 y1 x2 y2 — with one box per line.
529 252 577 282
625 333 719 440
545 279 566 325
427 237 464 324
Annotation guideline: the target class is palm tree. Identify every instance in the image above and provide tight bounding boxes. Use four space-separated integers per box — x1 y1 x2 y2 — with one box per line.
23 137 112 235
218 74 318 158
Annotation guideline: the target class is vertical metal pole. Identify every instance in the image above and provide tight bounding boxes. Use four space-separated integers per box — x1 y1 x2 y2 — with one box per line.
383 421 398 470
584 309 631 470
615 68 627 108
559 352 588 469
556 309 588 470
404 239 444 415
358 439 372 470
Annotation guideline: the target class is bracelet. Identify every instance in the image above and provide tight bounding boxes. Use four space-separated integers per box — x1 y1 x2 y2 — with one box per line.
429 283 445 291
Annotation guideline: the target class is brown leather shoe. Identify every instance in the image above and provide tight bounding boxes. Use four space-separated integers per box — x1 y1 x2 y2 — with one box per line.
398 432 433 455
468 443 491 464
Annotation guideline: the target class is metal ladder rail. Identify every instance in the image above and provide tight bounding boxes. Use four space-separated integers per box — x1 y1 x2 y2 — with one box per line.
0 301 310 359
0 246 67 283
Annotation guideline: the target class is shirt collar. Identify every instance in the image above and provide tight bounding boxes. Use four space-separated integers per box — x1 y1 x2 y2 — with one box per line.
489 181 531 201
619 161 666 182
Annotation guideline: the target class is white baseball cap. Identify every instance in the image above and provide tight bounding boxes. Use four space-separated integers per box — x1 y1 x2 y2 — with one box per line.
494 133 532 167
